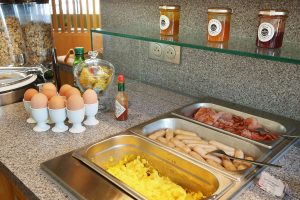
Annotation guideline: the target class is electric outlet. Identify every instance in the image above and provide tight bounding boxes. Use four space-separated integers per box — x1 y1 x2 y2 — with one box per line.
149 42 181 64
149 43 162 58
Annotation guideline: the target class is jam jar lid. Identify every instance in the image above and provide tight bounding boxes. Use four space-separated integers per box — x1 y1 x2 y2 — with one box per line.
259 9 288 16
159 5 181 10
208 8 233 13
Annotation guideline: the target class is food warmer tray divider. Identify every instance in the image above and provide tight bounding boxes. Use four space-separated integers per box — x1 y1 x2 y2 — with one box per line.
128 114 270 181
171 97 299 149
72 132 234 200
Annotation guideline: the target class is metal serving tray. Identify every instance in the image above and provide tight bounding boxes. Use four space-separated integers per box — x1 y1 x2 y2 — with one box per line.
172 102 294 149
129 116 270 181
72 132 234 200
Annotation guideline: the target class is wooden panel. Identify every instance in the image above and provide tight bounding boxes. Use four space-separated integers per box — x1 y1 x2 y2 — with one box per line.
79 0 84 32
72 0 78 33
58 0 65 32
51 0 58 31
0 171 14 200
65 0 71 32
86 0 91 30
92 0 97 27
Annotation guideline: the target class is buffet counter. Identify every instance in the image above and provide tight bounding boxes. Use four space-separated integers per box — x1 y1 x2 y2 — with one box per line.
0 79 299 200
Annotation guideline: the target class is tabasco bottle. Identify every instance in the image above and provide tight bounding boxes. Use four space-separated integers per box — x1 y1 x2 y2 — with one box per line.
115 74 128 121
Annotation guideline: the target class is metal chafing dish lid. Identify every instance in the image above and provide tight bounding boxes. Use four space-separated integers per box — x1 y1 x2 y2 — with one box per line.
0 68 37 93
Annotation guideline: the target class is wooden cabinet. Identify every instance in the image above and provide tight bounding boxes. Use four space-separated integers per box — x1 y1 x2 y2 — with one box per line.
0 170 27 200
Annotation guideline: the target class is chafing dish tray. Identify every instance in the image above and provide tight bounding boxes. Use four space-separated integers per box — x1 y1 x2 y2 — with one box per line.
172 100 297 149
129 116 270 181
72 132 234 200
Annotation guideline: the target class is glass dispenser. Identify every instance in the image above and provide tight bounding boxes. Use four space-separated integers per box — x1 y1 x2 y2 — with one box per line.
16 1 53 66
0 3 26 66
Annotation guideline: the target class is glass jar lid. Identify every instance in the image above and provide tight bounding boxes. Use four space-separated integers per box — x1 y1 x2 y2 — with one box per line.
208 8 233 13
259 9 288 16
159 5 180 10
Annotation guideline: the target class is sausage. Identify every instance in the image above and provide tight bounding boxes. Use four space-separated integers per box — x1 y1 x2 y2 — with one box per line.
148 130 166 140
194 144 217 152
170 138 186 148
209 140 235 156
156 137 167 144
189 151 205 162
222 157 237 171
206 159 226 170
180 146 192 154
243 156 254 168
181 140 208 145
174 129 198 136
233 149 245 166
187 143 198 148
165 129 174 140
166 141 176 148
175 135 202 141
193 146 207 157
204 154 222 164
237 164 248 171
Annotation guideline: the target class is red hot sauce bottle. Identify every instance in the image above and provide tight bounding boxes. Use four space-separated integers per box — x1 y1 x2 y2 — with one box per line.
115 74 128 121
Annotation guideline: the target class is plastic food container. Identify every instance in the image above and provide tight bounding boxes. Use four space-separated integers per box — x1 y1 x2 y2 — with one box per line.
159 5 180 36
207 8 233 42
256 9 288 49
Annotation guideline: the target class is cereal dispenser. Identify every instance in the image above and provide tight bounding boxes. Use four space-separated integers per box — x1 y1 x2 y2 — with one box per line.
16 0 53 67
0 3 26 66
0 0 54 67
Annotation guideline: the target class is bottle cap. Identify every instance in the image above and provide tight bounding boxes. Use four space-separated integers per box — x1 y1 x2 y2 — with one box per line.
118 74 125 83
74 47 84 55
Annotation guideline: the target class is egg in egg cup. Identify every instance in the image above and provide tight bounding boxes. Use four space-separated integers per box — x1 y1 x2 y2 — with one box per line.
49 108 68 133
31 107 50 132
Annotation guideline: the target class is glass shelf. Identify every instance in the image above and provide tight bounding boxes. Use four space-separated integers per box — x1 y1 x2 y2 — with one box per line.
91 27 300 65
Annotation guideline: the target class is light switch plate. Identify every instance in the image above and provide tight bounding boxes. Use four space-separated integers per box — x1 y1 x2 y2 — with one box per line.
149 42 181 64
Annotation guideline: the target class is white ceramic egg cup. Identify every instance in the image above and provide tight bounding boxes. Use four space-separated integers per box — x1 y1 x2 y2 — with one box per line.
30 107 50 132
67 108 86 133
84 101 99 126
49 108 68 133
23 99 36 124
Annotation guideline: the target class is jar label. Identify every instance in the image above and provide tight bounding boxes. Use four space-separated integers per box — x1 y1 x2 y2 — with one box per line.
208 19 222 36
115 100 126 118
258 23 275 42
160 15 170 30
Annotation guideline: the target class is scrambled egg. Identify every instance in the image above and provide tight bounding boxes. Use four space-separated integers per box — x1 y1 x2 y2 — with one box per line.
106 156 204 200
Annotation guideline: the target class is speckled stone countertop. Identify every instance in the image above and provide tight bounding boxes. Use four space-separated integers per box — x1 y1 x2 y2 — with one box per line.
0 79 299 200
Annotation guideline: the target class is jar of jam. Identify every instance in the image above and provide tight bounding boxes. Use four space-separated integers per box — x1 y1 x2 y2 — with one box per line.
207 8 233 42
159 5 180 36
256 10 288 49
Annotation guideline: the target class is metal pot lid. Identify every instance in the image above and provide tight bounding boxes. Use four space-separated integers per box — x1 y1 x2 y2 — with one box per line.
0 70 37 93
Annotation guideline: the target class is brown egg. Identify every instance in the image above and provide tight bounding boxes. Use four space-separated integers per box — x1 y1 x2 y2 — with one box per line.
48 96 66 110
65 87 81 99
30 93 48 109
24 88 38 101
42 82 57 92
67 94 84 111
59 84 72 96
83 89 97 104
42 89 57 100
